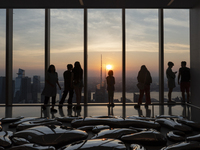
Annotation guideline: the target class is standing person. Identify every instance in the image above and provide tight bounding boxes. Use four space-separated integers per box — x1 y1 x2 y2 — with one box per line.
166 61 177 103
106 70 115 107
72 61 83 109
178 61 191 103
135 65 152 109
42 65 61 112
59 64 74 109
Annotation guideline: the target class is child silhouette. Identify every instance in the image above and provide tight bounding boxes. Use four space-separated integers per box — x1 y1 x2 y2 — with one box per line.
106 70 115 107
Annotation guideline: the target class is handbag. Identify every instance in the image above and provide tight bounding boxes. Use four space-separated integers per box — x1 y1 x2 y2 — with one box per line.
137 72 147 90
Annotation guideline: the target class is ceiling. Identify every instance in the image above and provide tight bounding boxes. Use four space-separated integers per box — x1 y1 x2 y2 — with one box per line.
0 0 199 9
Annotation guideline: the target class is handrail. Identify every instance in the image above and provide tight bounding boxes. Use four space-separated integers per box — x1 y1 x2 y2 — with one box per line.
0 102 187 107
0 102 197 119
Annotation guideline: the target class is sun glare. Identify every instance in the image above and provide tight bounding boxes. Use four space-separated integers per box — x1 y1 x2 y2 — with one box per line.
106 64 112 70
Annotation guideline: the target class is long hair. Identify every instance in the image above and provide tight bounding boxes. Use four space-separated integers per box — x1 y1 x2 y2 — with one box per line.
74 61 82 70
47 65 56 73
73 61 83 80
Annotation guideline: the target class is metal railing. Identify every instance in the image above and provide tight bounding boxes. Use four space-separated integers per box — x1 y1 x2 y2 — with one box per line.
0 102 197 119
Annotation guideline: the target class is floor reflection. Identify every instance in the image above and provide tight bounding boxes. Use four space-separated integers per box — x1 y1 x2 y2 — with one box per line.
108 106 114 116
2 103 196 121
135 107 151 118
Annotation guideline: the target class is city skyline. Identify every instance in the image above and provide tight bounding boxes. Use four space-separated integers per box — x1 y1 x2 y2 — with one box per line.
0 67 182 104
0 9 190 78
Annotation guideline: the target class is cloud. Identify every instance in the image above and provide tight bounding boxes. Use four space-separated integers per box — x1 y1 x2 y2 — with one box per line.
0 9 190 77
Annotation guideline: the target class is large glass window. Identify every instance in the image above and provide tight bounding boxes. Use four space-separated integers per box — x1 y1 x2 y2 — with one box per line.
126 9 159 104
88 9 122 104
0 9 6 104
51 9 83 106
13 9 44 103
164 9 189 103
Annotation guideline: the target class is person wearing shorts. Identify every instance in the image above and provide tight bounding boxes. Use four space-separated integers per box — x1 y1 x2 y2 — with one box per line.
178 61 190 103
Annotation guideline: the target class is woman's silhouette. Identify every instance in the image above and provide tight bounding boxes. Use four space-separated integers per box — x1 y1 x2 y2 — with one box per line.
42 65 61 112
72 61 83 109
136 65 152 109
166 61 177 103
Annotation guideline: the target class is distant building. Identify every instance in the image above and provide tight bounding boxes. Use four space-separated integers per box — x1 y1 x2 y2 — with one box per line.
14 69 25 103
14 69 32 103
32 76 41 103
21 77 32 103
94 81 108 103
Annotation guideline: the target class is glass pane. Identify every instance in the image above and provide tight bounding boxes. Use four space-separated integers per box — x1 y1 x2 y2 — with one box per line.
13 9 44 103
0 9 6 104
51 9 83 104
164 9 189 103
88 9 122 104
126 9 159 104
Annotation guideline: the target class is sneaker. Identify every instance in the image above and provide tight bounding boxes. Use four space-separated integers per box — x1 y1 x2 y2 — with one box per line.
134 104 140 109
50 108 57 113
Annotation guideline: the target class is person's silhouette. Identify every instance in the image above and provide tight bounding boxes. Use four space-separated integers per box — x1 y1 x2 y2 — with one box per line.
166 61 177 103
59 64 74 109
106 70 115 107
72 61 83 109
178 61 191 103
42 65 61 113
135 65 152 109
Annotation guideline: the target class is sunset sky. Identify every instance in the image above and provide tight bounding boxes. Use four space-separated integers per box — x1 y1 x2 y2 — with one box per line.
0 9 189 79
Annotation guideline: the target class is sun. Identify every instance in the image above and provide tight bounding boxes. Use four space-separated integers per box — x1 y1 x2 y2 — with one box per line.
106 64 112 70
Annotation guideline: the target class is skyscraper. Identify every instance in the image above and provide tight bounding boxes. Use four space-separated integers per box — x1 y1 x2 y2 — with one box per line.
14 69 32 103
21 77 32 103
32 75 41 103
14 69 25 103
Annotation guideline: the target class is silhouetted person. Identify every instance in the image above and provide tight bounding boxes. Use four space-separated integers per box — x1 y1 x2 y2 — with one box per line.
42 65 61 112
135 65 152 109
72 61 83 109
106 70 115 107
59 64 74 109
178 61 190 103
166 61 177 103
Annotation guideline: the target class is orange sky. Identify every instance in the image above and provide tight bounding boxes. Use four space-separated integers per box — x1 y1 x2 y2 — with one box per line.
0 9 190 78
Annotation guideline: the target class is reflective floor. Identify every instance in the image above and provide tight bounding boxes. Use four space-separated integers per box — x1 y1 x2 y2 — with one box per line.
0 103 199 150
0 103 194 121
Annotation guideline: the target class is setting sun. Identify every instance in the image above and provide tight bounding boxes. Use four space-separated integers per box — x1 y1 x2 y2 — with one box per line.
106 64 112 70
